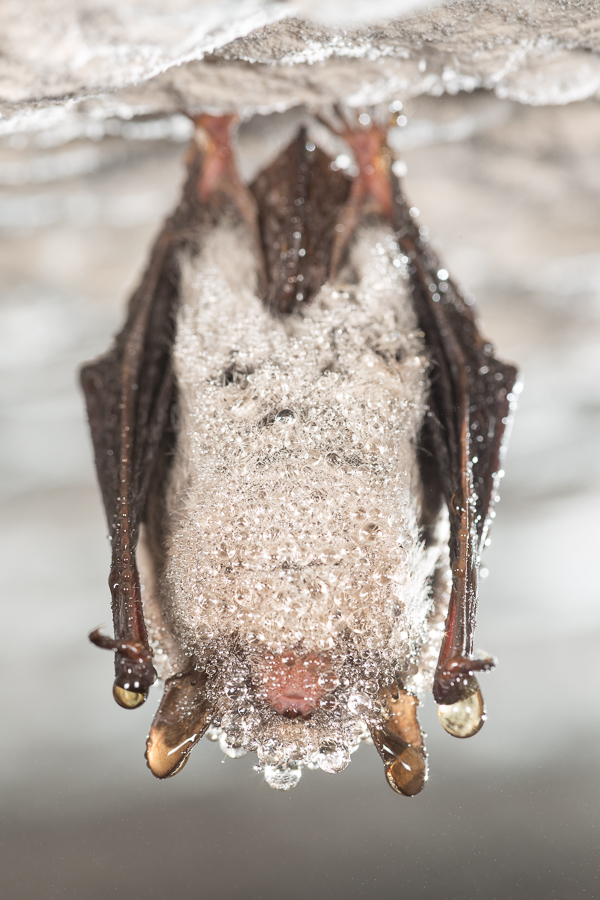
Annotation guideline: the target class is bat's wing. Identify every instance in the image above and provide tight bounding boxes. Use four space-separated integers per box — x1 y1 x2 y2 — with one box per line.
81 205 188 705
391 188 518 705
326 115 518 715
81 116 256 707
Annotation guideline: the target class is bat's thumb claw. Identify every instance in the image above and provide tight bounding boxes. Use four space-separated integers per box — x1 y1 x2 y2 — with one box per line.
433 652 496 702
89 629 156 707
434 656 490 737
472 651 497 673
89 628 148 660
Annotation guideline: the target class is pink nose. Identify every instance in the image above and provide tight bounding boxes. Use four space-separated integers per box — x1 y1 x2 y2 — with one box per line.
253 651 333 719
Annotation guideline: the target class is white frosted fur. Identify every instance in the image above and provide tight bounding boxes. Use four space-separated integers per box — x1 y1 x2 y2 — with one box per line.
155 221 448 698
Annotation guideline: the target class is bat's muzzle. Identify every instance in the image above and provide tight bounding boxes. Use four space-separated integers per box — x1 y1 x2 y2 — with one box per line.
251 649 338 719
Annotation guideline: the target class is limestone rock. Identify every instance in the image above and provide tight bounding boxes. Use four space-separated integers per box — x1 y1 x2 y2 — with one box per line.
1 1 599 137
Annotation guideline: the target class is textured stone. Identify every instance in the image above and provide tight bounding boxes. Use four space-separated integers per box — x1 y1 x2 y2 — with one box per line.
1 1 599 137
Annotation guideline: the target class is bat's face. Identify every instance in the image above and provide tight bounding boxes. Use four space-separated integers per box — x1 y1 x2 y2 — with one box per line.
141 221 448 781
83 113 517 794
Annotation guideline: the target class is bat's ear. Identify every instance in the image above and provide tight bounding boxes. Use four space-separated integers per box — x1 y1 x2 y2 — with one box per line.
145 670 215 779
250 127 351 313
370 686 428 796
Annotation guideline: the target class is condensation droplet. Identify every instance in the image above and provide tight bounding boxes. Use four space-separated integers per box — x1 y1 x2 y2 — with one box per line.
318 741 351 774
317 671 340 691
220 735 248 759
438 688 486 738
386 744 427 797
264 766 302 790
113 685 146 709
348 691 372 715
274 408 296 423
224 681 247 700
319 693 338 710
358 522 379 542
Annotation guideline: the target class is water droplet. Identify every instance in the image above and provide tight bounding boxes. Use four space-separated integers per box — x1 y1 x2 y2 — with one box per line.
317 671 340 691
219 735 248 759
319 693 338 710
274 408 296 423
358 522 379 542
318 741 350 774
257 739 285 768
391 565 408 585
438 687 486 738
264 765 302 790
348 691 372 715
385 744 427 796
113 684 146 709
224 681 247 701
335 153 351 170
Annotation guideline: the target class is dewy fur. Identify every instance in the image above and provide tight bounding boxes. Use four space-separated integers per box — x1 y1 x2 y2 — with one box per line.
140 218 449 779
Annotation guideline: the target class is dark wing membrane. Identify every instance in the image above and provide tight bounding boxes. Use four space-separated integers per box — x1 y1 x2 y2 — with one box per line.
391 178 518 703
80 152 211 694
81 235 181 692
81 237 178 536
251 130 351 314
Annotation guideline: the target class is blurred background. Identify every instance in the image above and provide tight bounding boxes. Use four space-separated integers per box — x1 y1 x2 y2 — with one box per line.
1 93 599 899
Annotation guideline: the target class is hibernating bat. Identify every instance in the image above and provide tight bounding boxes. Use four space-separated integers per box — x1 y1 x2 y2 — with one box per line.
81 110 518 795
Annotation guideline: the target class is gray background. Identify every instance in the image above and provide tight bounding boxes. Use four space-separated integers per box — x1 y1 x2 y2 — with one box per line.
1 94 599 898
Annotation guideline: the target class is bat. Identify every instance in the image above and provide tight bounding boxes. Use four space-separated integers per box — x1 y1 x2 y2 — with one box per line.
81 110 518 795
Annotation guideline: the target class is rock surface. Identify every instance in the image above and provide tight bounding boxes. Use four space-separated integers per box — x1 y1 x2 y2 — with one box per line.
1 0 600 136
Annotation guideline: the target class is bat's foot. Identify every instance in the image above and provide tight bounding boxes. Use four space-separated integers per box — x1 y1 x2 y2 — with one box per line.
145 670 215 779
314 107 397 278
191 114 258 239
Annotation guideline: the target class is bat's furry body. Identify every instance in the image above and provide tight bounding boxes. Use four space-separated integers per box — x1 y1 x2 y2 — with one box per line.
82 115 517 792
139 222 449 770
